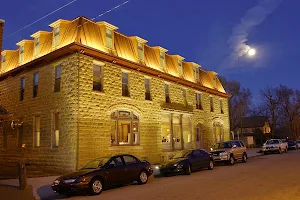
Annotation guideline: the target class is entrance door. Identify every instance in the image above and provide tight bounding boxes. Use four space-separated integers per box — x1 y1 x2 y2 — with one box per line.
196 126 202 149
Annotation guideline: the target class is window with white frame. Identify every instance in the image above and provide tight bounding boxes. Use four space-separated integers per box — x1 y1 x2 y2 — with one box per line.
193 66 199 82
144 78 151 100
19 45 24 63
1 55 6 71
34 116 41 147
111 111 139 145
196 93 202 110
34 37 40 56
52 113 59 148
178 60 183 75
138 42 144 60
160 51 165 67
122 72 130 97
106 28 113 49
54 27 60 47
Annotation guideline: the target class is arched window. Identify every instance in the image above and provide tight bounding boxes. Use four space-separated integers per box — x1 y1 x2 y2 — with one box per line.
111 110 139 145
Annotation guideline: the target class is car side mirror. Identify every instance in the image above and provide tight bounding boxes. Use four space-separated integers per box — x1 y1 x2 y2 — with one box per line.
233 145 237 148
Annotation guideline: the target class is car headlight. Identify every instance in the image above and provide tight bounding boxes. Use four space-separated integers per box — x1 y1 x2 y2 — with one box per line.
220 152 228 156
53 179 60 185
64 179 76 184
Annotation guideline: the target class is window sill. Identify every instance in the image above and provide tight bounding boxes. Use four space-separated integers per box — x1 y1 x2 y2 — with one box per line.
109 145 143 150
92 90 105 95
118 96 132 100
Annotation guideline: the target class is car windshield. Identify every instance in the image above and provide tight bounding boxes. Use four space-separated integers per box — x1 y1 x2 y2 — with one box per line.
288 141 295 145
297 141 300 144
81 157 110 170
172 150 192 159
266 140 279 144
217 142 233 149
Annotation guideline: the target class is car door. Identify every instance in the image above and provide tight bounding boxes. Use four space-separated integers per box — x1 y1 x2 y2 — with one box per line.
198 150 211 167
233 141 242 159
122 155 140 182
104 156 125 186
191 150 206 170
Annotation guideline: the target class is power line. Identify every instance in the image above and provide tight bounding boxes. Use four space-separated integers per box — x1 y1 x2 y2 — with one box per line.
91 0 131 20
4 0 78 39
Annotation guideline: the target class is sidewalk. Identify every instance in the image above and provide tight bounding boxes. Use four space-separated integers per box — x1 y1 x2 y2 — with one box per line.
247 148 263 158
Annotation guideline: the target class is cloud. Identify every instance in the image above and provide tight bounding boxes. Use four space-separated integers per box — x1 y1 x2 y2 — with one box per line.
221 0 283 69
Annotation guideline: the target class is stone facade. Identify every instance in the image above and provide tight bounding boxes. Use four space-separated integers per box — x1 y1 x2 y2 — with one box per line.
0 53 230 171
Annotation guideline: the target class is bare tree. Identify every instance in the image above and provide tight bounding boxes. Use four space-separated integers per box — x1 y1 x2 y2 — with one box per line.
276 85 300 139
219 76 252 133
259 87 280 137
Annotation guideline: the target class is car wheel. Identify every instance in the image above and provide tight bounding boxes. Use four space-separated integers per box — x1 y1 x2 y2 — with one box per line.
137 170 148 184
228 155 234 165
278 148 282 154
208 160 214 170
242 153 248 163
285 148 288 153
185 164 191 175
89 178 103 195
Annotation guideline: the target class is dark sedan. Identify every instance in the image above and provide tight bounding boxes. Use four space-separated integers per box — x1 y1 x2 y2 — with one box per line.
159 149 214 176
52 154 153 195
288 141 298 150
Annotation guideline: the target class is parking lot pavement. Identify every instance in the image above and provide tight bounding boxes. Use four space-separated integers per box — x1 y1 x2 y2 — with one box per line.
1 150 300 200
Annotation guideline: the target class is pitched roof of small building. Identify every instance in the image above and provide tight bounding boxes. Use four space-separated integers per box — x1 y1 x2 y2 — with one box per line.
238 116 268 128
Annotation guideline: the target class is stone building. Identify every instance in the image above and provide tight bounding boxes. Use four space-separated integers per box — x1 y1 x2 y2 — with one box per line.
0 16 230 171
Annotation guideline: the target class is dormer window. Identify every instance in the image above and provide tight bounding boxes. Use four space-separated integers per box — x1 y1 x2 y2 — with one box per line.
1 55 6 71
138 42 143 60
160 51 165 67
178 60 183 75
19 45 24 63
34 37 40 56
193 67 199 82
106 28 113 49
54 27 60 47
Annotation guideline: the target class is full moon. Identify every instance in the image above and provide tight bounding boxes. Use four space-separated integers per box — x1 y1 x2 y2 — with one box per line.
248 48 256 56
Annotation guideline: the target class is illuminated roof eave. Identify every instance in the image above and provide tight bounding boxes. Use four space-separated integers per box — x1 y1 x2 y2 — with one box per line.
0 42 231 98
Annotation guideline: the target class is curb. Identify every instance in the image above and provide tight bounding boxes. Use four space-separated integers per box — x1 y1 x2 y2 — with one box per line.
248 153 264 159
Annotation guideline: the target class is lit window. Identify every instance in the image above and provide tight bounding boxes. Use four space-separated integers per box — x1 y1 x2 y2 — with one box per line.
183 89 187 105
193 67 199 82
20 78 25 101
106 28 113 49
1 55 6 71
34 37 40 56
165 84 170 103
160 51 165 67
144 78 151 100
220 99 224 114
54 66 61 92
33 73 39 98
122 72 130 97
178 60 183 75
52 113 59 148
19 45 24 63
93 64 103 91
196 93 202 110
210 96 214 112
111 111 139 145
34 116 40 147
138 42 144 60
54 27 60 47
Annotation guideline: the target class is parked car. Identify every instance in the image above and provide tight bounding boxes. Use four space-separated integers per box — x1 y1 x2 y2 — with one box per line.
158 149 214 176
52 154 153 195
288 141 298 150
297 141 300 149
262 139 288 154
210 140 247 165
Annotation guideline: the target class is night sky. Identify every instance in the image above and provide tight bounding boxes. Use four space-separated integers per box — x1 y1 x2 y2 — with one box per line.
1 0 299 105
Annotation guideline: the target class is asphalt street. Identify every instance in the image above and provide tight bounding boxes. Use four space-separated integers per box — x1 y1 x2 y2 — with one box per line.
56 150 300 200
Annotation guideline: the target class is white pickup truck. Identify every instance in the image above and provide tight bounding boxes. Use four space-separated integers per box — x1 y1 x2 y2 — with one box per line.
262 139 288 154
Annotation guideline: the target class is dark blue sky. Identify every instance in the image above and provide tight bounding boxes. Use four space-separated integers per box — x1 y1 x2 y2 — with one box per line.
1 0 299 104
